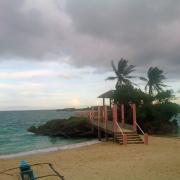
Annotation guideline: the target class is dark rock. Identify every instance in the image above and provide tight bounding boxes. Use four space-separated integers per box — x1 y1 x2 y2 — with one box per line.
28 116 96 138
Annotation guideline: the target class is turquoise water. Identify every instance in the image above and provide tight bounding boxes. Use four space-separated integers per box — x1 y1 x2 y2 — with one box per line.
0 110 87 155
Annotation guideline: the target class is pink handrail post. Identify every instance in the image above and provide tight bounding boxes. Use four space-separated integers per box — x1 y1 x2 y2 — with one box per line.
113 104 117 142
98 106 101 141
113 104 118 132
104 105 108 141
144 133 148 145
113 104 118 142
88 111 91 123
121 104 125 124
98 106 100 127
91 107 94 133
123 134 127 145
104 106 108 129
132 104 137 132
90 108 93 122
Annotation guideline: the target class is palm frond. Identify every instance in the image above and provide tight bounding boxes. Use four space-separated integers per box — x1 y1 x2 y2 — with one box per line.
123 65 136 75
145 83 148 92
106 76 117 81
126 75 137 79
118 58 128 73
157 83 168 87
122 77 138 87
111 60 118 75
122 78 132 86
130 81 139 87
139 77 148 82
154 84 163 93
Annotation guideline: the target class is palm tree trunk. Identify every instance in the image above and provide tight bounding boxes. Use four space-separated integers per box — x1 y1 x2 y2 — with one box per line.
149 86 152 95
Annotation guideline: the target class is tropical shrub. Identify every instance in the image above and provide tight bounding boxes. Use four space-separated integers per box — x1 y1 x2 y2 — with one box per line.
113 86 180 134
137 102 179 134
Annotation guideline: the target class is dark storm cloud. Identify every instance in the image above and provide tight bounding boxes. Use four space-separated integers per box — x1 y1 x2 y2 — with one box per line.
0 0 69 59
0 0 180 76
65 0 180 74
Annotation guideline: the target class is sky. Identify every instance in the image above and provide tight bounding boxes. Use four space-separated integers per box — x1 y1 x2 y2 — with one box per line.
0 0 180 110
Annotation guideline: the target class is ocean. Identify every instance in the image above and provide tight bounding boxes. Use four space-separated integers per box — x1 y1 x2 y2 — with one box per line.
0 110 179 157
0 110 89 156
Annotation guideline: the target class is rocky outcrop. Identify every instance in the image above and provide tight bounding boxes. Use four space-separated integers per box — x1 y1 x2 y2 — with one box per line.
28 116 95 138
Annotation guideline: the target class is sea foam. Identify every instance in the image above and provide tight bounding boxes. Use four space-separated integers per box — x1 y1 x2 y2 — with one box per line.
0 140 100 159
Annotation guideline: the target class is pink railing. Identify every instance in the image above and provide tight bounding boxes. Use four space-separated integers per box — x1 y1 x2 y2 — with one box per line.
114 120 127 145
135 122 148 145
75 110 89 117
88 104 148 145
113 104 127 145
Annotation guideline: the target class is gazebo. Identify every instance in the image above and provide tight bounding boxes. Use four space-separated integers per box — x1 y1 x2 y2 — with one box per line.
97 90 114 108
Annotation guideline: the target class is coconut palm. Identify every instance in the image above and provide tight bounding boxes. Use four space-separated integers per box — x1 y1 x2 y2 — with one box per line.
140 67 166 95
106 58 136 88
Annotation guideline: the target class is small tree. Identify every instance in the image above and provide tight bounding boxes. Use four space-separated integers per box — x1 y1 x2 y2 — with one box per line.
155 90 175 103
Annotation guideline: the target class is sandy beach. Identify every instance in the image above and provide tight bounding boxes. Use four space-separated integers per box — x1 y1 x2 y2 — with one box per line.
0 136 180 180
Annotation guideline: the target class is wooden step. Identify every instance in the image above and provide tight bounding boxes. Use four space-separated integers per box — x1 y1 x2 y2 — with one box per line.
123 131 137 134
115 131 138 134
128 141 144 144
116 138 142 141
128 137 141 139
114 131 144 145
115 139 143 144
128 138 143 141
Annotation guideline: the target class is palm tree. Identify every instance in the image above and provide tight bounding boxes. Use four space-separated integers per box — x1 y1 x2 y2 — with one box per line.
106 58 136 88
140 67 166 95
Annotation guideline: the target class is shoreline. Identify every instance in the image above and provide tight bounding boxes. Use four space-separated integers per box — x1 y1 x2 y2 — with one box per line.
0 139 100 159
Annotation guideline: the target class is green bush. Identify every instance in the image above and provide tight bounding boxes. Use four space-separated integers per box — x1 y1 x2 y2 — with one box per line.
113 86 180 134
137 103 179 134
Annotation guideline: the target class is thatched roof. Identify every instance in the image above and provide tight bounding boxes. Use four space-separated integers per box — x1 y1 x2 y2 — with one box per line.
98 90 114 99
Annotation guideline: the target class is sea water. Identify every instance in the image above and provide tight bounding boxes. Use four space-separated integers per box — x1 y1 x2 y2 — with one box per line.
0 110 89 155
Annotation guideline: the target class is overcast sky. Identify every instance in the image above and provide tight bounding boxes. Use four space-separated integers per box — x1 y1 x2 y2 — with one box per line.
0 0 180 110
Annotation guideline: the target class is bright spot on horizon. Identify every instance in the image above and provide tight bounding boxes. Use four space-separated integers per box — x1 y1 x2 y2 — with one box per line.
71 98 81 107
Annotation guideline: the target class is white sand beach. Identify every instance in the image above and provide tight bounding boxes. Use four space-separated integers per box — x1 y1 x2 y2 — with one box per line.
0 136 180 180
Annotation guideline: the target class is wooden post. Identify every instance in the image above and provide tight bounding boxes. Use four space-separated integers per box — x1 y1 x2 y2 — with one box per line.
91 108 94 133
121 104 125 124
113 104 118 142
144 133 148 145
123 134 127 145
89 111 91 123
104 105 108 141
103 98 105 107
132 104 137 132
113 104 118 132
98 106 101 141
